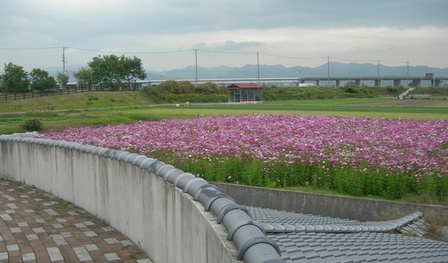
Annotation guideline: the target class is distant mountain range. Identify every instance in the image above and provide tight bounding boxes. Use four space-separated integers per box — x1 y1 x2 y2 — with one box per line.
48 62 448 82
147 62 448 80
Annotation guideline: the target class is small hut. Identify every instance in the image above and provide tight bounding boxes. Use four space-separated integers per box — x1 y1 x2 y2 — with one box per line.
227 83 263 103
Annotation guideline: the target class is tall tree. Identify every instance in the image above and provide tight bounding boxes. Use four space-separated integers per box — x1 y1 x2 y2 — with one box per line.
29 68 56 93
56 72 69 89
73 67 94 90
87 54 146 90
88 55 118 89
121 56 146 90
1 62 29 93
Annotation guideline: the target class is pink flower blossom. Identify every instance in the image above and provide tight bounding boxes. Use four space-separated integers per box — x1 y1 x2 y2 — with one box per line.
34 115 448 177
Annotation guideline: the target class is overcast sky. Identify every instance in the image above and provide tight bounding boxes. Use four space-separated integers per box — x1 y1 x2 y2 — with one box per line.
1 0 447 73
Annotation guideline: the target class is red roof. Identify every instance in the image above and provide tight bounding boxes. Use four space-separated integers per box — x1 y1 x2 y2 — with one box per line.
227 83 263 89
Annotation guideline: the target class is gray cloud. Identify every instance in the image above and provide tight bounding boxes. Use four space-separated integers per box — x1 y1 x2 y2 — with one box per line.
1 0 447 70
193 41 265 52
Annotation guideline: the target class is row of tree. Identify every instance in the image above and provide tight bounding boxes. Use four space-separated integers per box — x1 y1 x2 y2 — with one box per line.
0 62 68 93
74 54 146 90
0 54 146 93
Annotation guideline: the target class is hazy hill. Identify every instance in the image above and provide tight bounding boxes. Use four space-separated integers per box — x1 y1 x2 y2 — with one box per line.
40 62 448 82
148 62 448 80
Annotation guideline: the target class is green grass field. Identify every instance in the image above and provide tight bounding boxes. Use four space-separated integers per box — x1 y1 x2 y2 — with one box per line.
1 91 448 134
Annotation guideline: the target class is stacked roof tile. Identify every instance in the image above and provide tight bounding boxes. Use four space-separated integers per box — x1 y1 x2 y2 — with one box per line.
247 206 448 262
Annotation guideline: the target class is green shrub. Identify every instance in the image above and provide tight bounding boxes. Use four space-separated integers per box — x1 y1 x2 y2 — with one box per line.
146 150 447 201
143 80 227 103
22 119 43 131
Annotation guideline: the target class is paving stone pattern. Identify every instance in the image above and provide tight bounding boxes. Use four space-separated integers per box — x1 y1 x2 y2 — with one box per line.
0 178 153 263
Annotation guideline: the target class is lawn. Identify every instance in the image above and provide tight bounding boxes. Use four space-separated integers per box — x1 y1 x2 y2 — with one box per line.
1 92 448 134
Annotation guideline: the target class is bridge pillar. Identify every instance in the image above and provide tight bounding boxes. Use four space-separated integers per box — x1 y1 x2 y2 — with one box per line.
335 79 341 86
435 79 442 87
374 79 382 87
394 79 402 87
316 80 321 86
412 79 422 87
355 79 362 87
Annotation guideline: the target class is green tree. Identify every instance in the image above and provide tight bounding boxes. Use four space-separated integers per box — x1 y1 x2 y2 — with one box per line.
56 72 69 89
87 54 146 90
1 62 29 93
29 68 56 93
88 55 113 89
73 67 94 90
121 56 146 89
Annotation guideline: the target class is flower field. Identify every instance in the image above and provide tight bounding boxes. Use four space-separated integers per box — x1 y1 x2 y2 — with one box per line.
36 114 448 199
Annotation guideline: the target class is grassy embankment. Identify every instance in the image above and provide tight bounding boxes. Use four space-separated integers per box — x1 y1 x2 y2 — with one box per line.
1 91 448 134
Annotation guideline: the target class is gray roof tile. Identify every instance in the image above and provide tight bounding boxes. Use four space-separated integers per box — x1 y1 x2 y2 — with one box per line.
248 206 448 262
267 231 448 262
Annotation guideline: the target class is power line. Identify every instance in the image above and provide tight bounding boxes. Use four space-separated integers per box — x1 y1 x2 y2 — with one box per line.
330 56 377 63
259 52 326 60
380 59 409 64
197 49 254 55
0 46 414 67
0 46 61 51
67 47 194 54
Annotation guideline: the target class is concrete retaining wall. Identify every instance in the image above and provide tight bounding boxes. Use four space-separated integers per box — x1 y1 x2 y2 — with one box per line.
216 183 448 227
0 137 252 263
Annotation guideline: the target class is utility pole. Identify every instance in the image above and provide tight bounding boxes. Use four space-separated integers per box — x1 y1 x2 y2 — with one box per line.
377 60 380 87
327 56 330 86
257 52 260 85
195 49 198 87
62 46 67 74
406 61 409 87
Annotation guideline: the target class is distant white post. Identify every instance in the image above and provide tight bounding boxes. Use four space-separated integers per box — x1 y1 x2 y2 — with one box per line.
406 61 409 86
327 56 330 86
62 46 67 74
377 60 381 86
257 52 260 85
195 49 198 86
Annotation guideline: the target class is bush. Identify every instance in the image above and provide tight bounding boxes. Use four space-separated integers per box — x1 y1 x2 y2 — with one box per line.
261 86 406 101
22 119 43 132
150 150 448 200
144 80 227 103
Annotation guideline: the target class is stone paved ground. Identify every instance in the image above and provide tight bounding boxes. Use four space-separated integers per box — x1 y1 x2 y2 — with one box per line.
0 178 153 263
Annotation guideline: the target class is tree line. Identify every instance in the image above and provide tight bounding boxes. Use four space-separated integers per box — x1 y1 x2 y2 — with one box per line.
0 54 146 93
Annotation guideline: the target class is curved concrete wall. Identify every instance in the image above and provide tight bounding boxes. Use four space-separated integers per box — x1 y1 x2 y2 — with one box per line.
0 135 284 263
215 183 448 222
